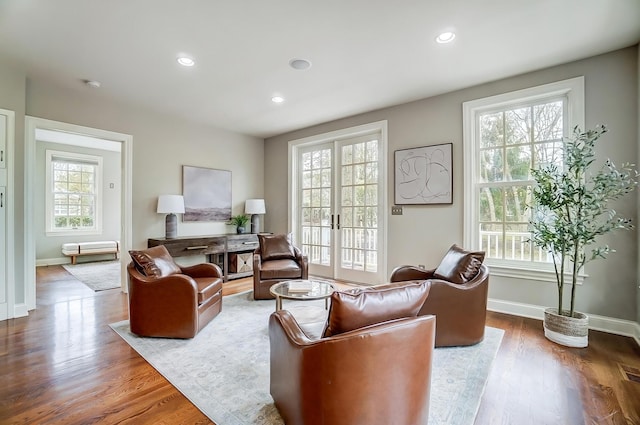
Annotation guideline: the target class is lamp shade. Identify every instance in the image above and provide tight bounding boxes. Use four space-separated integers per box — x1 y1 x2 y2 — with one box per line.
157 195 185 214
245 199 266 214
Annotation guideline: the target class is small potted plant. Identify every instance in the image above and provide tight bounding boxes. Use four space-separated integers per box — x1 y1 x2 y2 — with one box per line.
229 214 250 234
529 124 638 347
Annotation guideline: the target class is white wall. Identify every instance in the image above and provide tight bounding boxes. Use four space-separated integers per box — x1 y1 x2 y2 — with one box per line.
34 141 121 263
265 46 639 322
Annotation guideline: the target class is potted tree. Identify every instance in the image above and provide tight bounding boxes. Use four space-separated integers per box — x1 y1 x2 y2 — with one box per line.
529 125 638 347
229 214 250 234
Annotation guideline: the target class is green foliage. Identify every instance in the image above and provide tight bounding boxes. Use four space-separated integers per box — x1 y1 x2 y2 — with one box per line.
529 125 638 316
229 214 250 227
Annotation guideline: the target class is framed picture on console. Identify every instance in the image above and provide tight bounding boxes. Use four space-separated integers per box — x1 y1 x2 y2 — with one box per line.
183 165 232 221
394 142 453 205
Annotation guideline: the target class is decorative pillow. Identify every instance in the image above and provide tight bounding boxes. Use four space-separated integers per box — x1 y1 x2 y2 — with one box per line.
258 233 296 261
129 245 181 278
433 244 485 284
322 280 430 338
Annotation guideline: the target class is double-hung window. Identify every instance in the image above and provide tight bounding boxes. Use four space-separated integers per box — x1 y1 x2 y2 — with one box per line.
462 77 584 280
46 150 102 235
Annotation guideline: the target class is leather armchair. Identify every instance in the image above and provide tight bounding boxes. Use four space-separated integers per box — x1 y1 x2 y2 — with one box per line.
269 310 436 425
127 245 223 338
253 234 308 300
390 251 488 347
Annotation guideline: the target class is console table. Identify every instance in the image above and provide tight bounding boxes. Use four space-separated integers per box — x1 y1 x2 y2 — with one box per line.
147 233 259 281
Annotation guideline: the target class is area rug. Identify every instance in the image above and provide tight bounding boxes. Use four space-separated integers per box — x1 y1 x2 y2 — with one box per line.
110 291 503 425
62 260 121 291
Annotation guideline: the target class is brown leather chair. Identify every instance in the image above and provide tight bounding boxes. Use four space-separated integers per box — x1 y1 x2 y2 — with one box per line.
390 244 489 347
269 312 435 425
127 245 223 338
253 234 308 300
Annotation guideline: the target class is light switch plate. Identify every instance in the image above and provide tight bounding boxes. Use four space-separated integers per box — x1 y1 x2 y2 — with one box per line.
391 205 403 215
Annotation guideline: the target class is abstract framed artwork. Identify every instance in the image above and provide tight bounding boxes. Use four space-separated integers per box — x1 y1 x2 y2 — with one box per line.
182 165 232 221
394 142 453 205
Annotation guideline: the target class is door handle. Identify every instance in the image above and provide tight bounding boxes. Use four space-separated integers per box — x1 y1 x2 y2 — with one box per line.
336 214 340 230
0 192 3 208
0 150 3 162
330 214 334 230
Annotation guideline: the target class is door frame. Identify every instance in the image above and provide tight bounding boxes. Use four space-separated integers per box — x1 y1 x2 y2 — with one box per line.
24 116 133 312
288 120 388 284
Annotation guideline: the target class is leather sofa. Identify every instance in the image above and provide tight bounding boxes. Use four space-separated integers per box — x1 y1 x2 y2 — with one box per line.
390 244 489 347
253 234 308 300
269 280 435 425
127 245 223 338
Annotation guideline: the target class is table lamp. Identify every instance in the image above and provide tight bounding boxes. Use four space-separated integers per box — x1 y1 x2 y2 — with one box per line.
157 195 185 239
245 199 266 234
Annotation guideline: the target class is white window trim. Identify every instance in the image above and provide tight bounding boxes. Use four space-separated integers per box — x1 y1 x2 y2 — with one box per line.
462 77 585 282
45 149 103 236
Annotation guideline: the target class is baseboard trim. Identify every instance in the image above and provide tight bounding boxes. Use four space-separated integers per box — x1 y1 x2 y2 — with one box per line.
14 303 29 318
36 257 70 267
488 298 640 344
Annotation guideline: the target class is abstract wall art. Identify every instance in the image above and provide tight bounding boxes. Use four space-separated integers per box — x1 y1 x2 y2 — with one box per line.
394 143 453 205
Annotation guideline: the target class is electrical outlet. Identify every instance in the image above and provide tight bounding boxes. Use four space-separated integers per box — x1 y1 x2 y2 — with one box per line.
391 205 403 215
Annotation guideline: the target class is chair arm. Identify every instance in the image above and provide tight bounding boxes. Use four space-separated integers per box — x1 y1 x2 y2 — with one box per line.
389 265 436 282
180 262 223 278
269 311 436 425
293 247 309 279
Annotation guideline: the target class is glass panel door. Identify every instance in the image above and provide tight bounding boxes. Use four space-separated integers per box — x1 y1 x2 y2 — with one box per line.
299 144 333 277
336 135 380 283
295 132 385 284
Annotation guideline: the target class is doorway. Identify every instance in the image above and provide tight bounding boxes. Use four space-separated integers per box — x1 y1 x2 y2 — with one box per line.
289 121 388 285
25 117 133 311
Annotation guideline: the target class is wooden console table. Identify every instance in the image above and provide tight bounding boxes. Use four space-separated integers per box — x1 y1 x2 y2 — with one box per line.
147 233 259 281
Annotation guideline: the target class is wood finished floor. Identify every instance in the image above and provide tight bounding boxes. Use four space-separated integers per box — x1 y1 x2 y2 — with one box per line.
0 265 639 424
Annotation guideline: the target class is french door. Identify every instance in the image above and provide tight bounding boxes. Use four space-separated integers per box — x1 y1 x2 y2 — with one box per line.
294 128 386 284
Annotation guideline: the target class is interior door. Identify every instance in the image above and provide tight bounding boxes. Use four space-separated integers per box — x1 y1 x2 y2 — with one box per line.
297 132 385 284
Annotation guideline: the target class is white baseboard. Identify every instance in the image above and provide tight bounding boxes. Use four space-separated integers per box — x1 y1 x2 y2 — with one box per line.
488 298 640 345
14 303 29 318
36 257 70 267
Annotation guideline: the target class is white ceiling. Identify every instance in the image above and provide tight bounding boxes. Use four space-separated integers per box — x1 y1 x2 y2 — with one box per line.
1 0 639 139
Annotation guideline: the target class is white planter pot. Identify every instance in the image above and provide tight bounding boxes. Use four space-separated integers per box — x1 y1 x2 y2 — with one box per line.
543 307 588 348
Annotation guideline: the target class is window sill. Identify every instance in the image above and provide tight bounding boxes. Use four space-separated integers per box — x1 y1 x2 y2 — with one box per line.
46 229 101 237
485 259 586 285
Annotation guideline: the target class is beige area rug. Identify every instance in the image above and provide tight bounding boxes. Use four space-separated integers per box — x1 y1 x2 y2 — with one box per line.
111 291 504 425
62 260 121 291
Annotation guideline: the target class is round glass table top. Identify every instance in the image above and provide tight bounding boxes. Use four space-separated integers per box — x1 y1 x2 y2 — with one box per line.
269 280 336 300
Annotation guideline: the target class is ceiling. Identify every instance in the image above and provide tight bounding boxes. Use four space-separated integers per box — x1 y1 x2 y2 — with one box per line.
0 1 639 139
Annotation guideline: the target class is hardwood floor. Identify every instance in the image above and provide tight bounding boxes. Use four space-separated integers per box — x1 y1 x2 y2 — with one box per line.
1 265 639 424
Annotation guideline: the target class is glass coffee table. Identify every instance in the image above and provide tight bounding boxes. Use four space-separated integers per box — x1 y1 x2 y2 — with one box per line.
269 280 336 311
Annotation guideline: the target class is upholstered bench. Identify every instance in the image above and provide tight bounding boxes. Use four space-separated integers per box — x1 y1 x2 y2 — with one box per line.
62 240 120 264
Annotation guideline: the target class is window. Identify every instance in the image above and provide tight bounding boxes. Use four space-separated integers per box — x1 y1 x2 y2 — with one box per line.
46 150 102 235
463 77 584 280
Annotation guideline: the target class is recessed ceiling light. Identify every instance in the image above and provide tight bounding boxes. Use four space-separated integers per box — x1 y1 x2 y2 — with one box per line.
435 31 456 44
272 96 285 103
85 80 101 88
289 58 312 70
177 56 195 67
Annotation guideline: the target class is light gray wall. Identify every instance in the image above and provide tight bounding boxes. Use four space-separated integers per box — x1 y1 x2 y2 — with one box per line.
265 46 639 321
637 45 640 327
0 54 264 313
25 79 265 253
35 141 121 262
0 56 26 305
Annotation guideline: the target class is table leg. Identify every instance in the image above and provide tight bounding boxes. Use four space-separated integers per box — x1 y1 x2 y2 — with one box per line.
325 297 329 310
275 296 282 311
